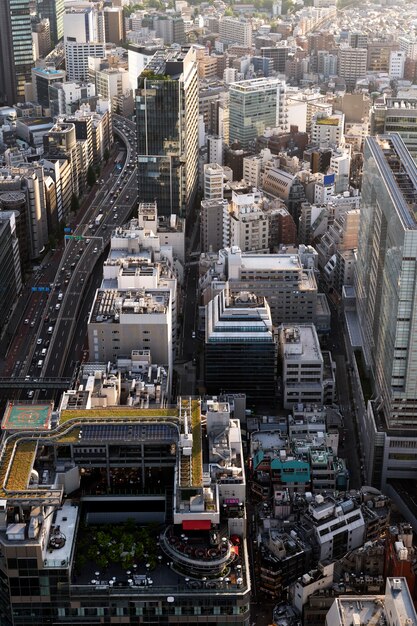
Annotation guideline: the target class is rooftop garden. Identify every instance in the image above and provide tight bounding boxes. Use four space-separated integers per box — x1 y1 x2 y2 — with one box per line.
316 117 340 126
60 407 179 424
6 441 37 491
191 401 202 487
74 519 160 574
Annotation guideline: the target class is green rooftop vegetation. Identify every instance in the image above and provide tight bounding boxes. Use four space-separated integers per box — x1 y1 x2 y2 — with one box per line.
60 407 179 424
191 401 202 487
6 441 36 491
75 519 160 573
316 117 340 126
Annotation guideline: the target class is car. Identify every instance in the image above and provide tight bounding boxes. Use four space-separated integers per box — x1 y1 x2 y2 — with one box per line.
93 247 98 254
192 331 196 339
113 214 118 220
30 321 35 328
55 303 60 311
24 318 29 325
37 338 42 345
86 239 90 244
28 390 34 398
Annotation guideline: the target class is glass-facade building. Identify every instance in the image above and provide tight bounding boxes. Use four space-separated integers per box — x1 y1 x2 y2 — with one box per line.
356 134 417 431
0 0 34 105
37 0 65 44
229 77 286 150
136 48 198 217
205 288 277 404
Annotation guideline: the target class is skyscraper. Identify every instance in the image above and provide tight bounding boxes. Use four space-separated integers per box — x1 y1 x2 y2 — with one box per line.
229 77 286 149
136 47 199 217
356 134 417 487
0 0 34 105
37 0 65 44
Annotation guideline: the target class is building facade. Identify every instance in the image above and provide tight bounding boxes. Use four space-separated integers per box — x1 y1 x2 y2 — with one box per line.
136 48 199 217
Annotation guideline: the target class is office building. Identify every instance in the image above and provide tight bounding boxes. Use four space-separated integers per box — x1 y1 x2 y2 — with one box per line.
65 42 106 81
326 578 417 626
31 18 52 60
389 50 406 79
337 46 367 87
302 494 365 561
355 135 417 488
229 78 286 149
48 80 96 117
203 163 224 201
399 35 417 61
63 6 105 81
219 17 252 47
205 286 277 404
200 246 330 330
0 398 250 625
261 45 290 73
136 47 198 217
200 198 230 253
370 96 417 159
0 0 34 106
37 0 65 44
229 190 269 253
367 40 397 72
154 15 186 45
311 113 344 149
103 6 124 45
279 324 335 409
0 211 22 336
31 66 66 108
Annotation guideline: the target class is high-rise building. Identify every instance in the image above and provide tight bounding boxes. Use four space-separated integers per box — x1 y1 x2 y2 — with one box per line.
136 47 199 217
37 0 65 44
219 16 252 47
337 46 367 87
356 134 417 487
103 6 124 45
64 6 105 80
0 211 22 335
0 0 34 105
370 96 417 159
31 66 66 108
229 78 286 149
205 286 277 404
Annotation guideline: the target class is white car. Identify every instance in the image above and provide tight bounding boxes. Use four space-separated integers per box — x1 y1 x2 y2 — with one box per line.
93 247 98 254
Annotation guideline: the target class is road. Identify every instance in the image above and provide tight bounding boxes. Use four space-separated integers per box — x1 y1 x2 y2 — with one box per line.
2 114 138 405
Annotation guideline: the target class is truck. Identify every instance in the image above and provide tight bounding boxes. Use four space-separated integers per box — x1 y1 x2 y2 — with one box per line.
95 213 104 226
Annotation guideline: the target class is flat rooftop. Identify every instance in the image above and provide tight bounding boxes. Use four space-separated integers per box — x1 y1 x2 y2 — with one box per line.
368 135 417 229
90 288 169 323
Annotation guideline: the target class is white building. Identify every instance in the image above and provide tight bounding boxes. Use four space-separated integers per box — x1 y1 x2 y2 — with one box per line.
229 189 269 252
207 135 223 166
204 163 225 201
389 50 406 79
303 494 365 561
311 112 344 149
219 17 252 47
243 155 263 188
65 42 106 81
200 247 331 330
399 35 417 61
326 577 417 626
279 324 330 409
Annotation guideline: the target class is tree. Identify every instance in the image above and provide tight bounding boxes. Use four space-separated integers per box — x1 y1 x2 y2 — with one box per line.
71 194 80 213
87 164 96 188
